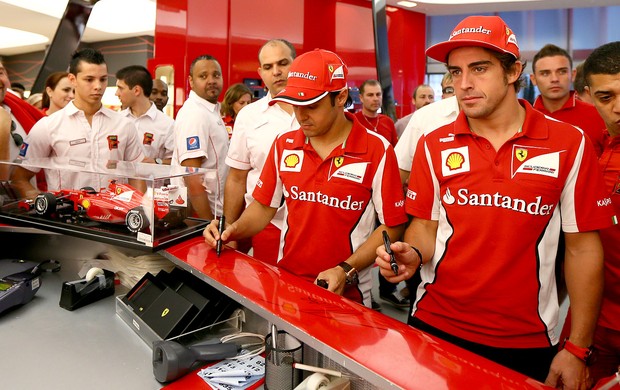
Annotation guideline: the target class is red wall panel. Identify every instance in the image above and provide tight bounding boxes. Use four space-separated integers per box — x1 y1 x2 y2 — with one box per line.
149 0 426 118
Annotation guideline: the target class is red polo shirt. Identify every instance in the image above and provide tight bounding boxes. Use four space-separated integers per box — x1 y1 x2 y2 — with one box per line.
254 112 407 303
598 132 620 331
353 111 398 147
407 100 614 348
533 91 606 156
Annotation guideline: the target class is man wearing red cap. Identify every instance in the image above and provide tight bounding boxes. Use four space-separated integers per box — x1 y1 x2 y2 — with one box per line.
376 15 614 387
205 49 407 307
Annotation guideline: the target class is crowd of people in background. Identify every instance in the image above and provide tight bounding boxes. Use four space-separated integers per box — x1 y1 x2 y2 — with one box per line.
1 13 620 389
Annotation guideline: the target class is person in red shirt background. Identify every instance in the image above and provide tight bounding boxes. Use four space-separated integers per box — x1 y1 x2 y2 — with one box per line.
582 40 620 387
531 43 606 156
354 79 398 147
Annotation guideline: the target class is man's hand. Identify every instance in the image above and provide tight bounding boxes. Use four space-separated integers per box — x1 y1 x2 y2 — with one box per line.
315 266 348 295
203 218 234 248
544 349 592 390
375 241 421 283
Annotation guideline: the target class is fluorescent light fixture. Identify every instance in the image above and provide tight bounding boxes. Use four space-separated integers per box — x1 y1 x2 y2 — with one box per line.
0 0 67 18
88 0 155 34
0 26 48 49
397 1 418 7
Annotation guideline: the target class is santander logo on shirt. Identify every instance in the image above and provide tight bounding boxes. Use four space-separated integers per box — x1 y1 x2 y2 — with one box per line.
283 185 365 211
442 187 555 216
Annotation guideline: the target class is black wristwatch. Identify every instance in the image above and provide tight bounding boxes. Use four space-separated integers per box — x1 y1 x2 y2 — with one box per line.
337 262 359 285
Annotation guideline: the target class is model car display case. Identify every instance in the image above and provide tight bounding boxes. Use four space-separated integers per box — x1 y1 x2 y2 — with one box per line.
0 157 212 251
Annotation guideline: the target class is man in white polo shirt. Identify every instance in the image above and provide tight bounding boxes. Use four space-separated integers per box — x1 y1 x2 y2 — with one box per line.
11 48 145 198
224 39 298 264
116 65 174 165
171 54 228 220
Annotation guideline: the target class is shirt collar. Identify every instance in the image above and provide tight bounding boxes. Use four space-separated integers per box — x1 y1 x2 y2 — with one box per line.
289 111 367 155
189 90 219 112
533 91 577 113
454 99 548 140
65 100 109 117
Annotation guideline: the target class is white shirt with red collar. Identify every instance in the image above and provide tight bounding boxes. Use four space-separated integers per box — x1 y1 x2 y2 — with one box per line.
407 99 615 349
225 93 298 229
20 101 145 190
253 112 408 307
171 91 229 215
121 102 174 160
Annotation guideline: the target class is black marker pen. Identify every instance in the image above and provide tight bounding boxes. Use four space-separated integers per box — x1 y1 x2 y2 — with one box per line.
382 230 399 276
216 216 225 257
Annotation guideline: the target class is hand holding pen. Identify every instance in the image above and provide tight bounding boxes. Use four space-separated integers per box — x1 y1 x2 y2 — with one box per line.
216 215 225 257
382 230 399 276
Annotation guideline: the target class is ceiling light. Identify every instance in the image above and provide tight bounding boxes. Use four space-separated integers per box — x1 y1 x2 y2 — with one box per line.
88 0 155 34
0 26 48 50
0 0 67 18
397 1 418 7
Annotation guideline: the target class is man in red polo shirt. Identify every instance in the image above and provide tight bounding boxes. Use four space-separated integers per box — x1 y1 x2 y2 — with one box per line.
376 15 615 386
354 79 398 147
582 41 620 386
530 43 606 156
205 49 407 307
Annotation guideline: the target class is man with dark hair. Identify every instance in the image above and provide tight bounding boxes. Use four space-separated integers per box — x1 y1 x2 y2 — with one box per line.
150 79 169 111
582 40 620 386
377 16 614 386
224 38 297 264
171 54 228 219
205 49 407 307
10 48 145 198
354 80 398 146
573 63 592 104
10 82 26 99
530 43 605 155
116 65 174 165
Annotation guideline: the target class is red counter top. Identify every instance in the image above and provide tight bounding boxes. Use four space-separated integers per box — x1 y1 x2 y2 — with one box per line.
163 237 550 389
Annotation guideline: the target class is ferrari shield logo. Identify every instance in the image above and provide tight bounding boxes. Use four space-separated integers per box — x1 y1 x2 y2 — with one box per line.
334 156 344 168
516 148 527 162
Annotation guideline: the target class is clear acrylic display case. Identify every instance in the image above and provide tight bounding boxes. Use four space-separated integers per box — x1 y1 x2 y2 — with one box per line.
0 157 212 251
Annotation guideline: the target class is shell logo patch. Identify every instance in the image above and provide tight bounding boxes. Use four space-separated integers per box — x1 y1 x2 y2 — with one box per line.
285 154 300 168
441 146 470 177
446 152 464 170
516 148 527 162
280 150 304 172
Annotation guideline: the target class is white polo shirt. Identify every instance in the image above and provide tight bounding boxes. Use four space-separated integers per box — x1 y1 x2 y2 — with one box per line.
171 91 229 215
225 93 297 229
20 101 145 190
121 102 174 160
395 96 459 173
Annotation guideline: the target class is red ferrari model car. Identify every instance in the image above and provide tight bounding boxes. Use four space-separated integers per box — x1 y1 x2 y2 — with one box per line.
18 180 187 233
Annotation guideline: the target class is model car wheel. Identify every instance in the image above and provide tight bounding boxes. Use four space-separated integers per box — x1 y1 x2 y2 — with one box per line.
34 193 57 217
125 207 149 233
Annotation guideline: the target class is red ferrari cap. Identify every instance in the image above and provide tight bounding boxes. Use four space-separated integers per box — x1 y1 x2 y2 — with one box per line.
426 15 520 63
270 48 348 106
